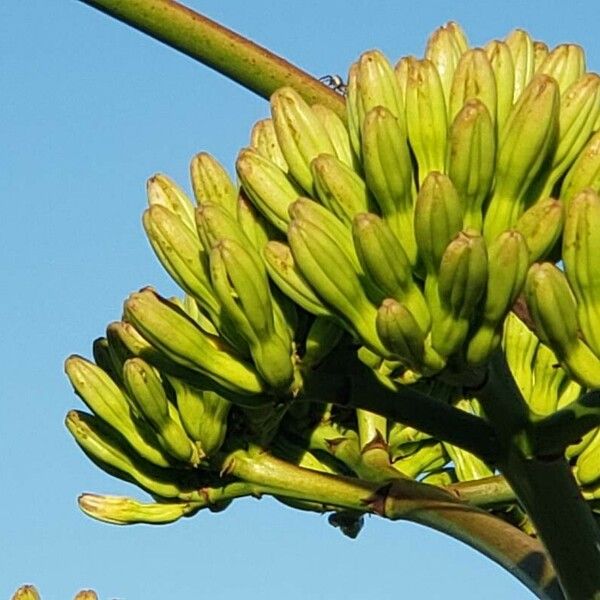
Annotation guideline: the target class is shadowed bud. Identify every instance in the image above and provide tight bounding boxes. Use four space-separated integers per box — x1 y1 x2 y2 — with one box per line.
563 189 600 355
525 262 600 388
514 198 564 262
123 357 199 465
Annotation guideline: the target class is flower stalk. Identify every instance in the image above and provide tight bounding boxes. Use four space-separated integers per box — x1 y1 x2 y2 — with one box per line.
77 0 345 116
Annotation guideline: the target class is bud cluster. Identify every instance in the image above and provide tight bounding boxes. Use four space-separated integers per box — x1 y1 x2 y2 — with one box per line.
11 586 97 600
64 23 600 532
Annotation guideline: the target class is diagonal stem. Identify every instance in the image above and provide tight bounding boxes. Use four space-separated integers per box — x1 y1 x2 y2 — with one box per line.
304 347 500 462
222 445 562 599
77 0 346 116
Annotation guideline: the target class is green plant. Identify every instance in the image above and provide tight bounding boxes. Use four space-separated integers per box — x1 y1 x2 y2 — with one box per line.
66 2 600 598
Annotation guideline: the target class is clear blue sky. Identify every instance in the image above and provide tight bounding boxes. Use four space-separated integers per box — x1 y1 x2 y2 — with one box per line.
2 1 598 598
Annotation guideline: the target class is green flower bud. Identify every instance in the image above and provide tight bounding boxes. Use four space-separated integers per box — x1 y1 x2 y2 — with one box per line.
78 493 198 526
311 104 358 169
537 43 586 93
210 239 294 391
65 355 173 467
123 288 264 395
249 118 288 172
483 75 560 242
563 189 600 355
425 21 468 102
311 153 372 226
361 105 416 263
561 130 600 203
514 198 564 262
270 86 335 193
146 173 196 233
405 57 448 182
288 215 386 356
505 28 535 101
65 410 201 500
431 231 488 358
414 172 463 274
143 204 218 316
353 213 429 331
484 40 515 132
123 358 200 465
525 262 600 388
236 147 302 232
449 48 497 123
190 152 238 216
446 98 495 231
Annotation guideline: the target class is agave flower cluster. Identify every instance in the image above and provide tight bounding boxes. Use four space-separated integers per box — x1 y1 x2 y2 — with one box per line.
66 22 600 532
11 586 97 600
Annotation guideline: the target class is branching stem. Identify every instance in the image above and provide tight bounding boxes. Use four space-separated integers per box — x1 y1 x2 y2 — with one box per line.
77 0 346 115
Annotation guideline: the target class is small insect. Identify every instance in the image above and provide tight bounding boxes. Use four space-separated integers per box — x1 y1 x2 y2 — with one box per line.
318 74 347 95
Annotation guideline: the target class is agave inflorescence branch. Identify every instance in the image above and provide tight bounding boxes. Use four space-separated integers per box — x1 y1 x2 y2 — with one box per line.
77 0 345 116
70 5 600 599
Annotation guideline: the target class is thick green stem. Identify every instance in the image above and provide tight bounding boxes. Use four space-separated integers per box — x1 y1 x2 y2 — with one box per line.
223 445 561 599
303 346 499 461
195 479 261 506
77 0 345 115
349 359 499 461
478 351 600 599
446 475 517 509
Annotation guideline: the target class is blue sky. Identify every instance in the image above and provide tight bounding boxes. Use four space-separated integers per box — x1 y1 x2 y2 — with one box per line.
3 1 599 598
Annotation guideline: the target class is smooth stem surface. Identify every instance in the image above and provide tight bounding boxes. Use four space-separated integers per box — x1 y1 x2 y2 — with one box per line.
446 475 517 509
348 358 499 461
479 351 600 599
77 0 346 116
303 346 499 461
223 445 561 599
502 451 600 600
